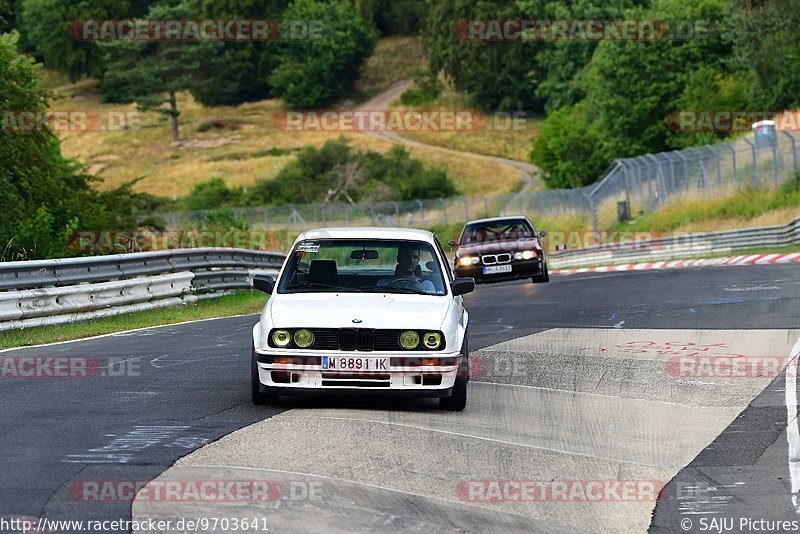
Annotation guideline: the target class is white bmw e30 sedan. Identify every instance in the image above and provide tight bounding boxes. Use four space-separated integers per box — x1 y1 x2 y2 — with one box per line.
250 227 475 410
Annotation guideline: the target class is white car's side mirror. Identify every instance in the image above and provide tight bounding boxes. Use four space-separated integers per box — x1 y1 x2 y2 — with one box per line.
451 278 475 296
253 275 275 294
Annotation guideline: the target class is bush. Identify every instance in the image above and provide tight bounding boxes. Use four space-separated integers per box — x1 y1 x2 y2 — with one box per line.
530 102 608 189
400 68 441 106
269 0 377 108
184 178 244 210
245 138 456 206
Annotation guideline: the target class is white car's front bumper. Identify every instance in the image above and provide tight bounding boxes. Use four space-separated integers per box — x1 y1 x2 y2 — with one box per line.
254 350 464 398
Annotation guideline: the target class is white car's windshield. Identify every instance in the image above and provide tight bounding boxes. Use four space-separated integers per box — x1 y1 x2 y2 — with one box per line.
278 239 448 295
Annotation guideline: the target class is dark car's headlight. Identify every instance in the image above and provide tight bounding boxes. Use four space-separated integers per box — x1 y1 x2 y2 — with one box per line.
458 256 479 266
514 250 537 260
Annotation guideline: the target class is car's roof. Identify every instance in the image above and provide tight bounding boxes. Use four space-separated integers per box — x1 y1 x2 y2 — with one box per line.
293 227 436 244
463 215 532 225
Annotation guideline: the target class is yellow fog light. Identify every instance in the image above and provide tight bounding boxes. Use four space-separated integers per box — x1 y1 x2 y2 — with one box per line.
293 329 314 348
272 329 291 347
423 332 442 350
399 330 419 350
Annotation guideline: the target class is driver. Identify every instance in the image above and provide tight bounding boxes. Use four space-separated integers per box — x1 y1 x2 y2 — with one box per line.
377 244 436 292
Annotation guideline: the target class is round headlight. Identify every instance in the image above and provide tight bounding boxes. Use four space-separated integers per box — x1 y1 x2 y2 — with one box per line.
399 330 419 350
423 332 442 350
272 329 291 347
293 329 315 348
458 257 473 267
522 250 535 260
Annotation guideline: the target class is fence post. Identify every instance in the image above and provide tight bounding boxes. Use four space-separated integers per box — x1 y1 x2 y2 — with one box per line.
784 131 798 174
772 135 780 187
706 145 722 187
441 199 448 225
587 192 598 235
742 138 758 185
620 160 632 211
464 197 470 220
725 143 737 184
482 196 489 218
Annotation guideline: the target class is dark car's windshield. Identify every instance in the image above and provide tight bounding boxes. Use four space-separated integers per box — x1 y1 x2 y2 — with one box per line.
278 238 448 295
459 219 535 245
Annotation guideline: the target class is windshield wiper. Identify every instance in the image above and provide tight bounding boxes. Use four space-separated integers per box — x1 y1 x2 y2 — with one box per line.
361 286 429 295
285 283 361 292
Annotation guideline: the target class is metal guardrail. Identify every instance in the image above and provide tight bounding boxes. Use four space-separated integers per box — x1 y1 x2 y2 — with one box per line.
549 216 800 269
0 248 286 332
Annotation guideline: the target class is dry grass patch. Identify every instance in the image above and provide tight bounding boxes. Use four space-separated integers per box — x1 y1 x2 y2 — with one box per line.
392 90 541 162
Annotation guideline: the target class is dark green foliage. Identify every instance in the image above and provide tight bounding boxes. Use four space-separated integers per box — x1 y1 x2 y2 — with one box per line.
373 0 427 35
727 0 800 110
0 33 163 260
187 0 290 106
424 0 542 112
244 137 456 206
18 0 151 81
530 102 608 189
0 0 13 32
269 0 377 108
400 67 440 106
184 178 245 210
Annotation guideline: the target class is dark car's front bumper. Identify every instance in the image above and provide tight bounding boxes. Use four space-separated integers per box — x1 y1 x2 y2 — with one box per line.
455 259 544 283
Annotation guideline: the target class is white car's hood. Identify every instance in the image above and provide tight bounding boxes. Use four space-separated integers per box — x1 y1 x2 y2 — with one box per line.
268 293 451 330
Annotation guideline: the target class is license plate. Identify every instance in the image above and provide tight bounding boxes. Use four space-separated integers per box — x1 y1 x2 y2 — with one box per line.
483 265 512 274
322 356 389 371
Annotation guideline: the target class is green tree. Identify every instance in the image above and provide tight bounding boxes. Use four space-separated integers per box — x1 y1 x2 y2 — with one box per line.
0 0 12 32
516 0 648 112
100 1 234 142
269 0 377 108
728 0 800 110
187 0 290 106
18 0 151 81
0 32 100 259
530 102 608 188
424 0 543 111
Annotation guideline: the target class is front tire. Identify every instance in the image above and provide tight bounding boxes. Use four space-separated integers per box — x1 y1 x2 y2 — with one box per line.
532 262 549 283
440 376 467 411
440 329 468 411
251 351 279 405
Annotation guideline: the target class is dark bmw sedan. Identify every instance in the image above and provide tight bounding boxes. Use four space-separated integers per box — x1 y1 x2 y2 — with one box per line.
449 216 549 284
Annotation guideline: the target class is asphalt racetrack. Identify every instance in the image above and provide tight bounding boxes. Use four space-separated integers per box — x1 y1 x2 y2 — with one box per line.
1 264 799 533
